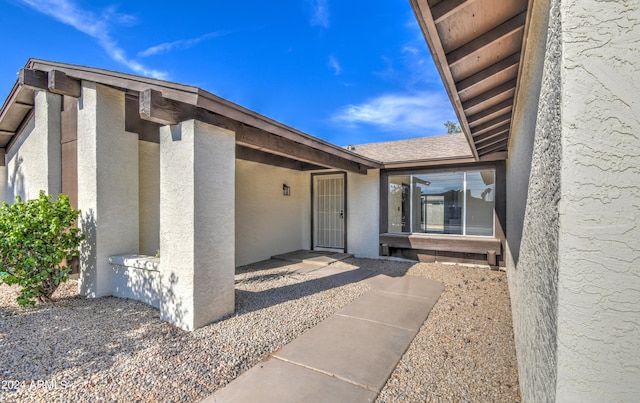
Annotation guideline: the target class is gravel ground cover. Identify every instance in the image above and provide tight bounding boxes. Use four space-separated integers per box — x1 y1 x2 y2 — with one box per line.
1 258 519 402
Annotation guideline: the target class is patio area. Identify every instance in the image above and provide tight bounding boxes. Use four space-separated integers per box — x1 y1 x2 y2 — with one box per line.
0 256 519 402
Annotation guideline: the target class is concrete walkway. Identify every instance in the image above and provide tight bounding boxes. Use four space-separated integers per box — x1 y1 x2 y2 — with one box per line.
203 261 444 403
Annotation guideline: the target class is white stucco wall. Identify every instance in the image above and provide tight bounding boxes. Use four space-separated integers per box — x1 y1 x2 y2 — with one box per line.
139 141 160 256
347 169 380 258
6 91 62 202
556 1 640 400
506 0 559 401
77 82 140 298
235 159 310 267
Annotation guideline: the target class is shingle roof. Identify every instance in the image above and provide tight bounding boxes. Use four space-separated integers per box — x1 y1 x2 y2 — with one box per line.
347 133 473 163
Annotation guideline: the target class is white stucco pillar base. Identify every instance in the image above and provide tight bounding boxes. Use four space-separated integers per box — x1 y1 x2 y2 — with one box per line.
77 82 140 298
159 119 235 331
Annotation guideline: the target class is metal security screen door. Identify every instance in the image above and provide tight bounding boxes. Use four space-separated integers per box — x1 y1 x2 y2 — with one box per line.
313 174 345 250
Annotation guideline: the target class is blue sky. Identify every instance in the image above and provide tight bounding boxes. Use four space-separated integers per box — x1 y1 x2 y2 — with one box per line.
0 0 457 145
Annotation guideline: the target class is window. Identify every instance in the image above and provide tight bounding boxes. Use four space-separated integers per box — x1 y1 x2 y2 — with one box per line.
388 170 495 236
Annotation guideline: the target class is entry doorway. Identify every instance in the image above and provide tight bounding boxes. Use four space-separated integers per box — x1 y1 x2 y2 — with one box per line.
312 173 346 251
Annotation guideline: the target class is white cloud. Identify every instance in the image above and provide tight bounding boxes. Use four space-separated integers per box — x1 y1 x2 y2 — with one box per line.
139 31 229 57
309 0 329 28
401 45 420 55
333 92 455 134
18 0 168 80
328 55 341 75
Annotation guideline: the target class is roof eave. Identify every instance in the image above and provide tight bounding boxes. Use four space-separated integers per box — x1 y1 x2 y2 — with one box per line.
408 0 479 160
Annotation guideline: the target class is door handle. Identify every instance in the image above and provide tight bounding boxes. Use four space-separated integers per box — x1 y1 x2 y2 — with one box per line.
340 209 344 219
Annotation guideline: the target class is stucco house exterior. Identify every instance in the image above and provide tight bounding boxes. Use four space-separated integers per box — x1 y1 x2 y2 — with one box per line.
0 0 638 400
0 58 507 332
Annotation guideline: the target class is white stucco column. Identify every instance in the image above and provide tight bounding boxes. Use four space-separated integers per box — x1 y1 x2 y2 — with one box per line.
5 91 62 202
159 119 235 331
77 82 139 297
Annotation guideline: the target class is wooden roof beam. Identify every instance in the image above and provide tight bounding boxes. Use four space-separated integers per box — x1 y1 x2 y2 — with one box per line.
236 145 325 171
456 52 521 94
477 138 509 154
140 88 368 174
472 123 510 143
470 113 511 136
19 69 81 97
19 69 48 91
431 0 470 24
447 11 527 67
475 131 509 149
237 124 367 174
48 70 81 98
462 79 517 112
468 99 513 127
139 88 235 130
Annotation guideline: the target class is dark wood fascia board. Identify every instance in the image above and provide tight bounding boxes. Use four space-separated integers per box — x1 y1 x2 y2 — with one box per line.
28 59 199 105
379 233 502 255
409 0 479 160
382 160 502 177
0 81 21 129
446 11 527 67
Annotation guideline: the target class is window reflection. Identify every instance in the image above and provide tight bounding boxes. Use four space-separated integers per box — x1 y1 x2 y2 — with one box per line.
388 170 495 237
415 172 463 235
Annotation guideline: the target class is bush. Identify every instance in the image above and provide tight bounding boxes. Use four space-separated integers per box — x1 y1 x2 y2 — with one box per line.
0 191 83 306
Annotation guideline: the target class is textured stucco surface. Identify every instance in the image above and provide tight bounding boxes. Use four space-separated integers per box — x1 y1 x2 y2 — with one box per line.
159 120 235 331
506 0 559 401
235 159 310 267
6 91 62 202
139 141 160 256
347 169 380 258
77 82 140 298
556 1 640 400
111 264 161 308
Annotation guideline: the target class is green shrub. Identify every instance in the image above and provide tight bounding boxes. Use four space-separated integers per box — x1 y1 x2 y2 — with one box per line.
0 191 83 306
